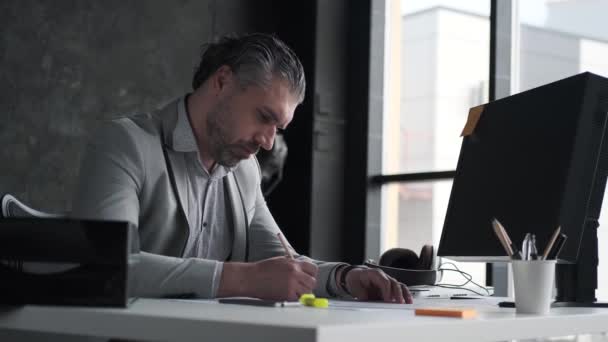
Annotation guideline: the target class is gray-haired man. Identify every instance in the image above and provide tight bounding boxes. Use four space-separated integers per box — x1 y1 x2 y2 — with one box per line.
73 33 412 303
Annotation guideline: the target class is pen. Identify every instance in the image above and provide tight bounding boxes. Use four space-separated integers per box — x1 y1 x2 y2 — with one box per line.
542 226 561 260
277 232 295 259
277 233 323 307
522 233 531 260
500 221 522 259
530 234 538 260
546 233 567 260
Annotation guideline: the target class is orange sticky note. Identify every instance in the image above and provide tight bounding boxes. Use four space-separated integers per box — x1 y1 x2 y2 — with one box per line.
415 307 477 319
460 105 485 137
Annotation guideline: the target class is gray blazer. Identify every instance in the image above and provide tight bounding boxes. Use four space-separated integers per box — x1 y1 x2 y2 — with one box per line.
72 98 342 298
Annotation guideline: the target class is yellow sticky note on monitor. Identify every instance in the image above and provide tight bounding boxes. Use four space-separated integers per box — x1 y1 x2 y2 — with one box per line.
415 307 477 319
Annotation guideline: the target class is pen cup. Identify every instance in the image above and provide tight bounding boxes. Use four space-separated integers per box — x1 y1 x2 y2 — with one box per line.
511 259 556 314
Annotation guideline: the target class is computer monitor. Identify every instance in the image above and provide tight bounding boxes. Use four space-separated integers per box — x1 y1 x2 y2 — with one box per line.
438 72 608 304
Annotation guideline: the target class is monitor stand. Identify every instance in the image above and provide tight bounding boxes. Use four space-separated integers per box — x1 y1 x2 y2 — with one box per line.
553 219 608 308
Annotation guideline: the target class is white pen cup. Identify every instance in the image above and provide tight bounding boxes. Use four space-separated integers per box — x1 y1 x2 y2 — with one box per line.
511 259 556 314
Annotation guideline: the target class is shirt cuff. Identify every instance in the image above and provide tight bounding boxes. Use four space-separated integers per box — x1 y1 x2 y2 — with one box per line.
327 264 353 298
211 261 224 298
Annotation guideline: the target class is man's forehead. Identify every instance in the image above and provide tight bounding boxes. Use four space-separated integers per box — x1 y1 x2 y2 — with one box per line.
258 105 292 128
254 80 298 125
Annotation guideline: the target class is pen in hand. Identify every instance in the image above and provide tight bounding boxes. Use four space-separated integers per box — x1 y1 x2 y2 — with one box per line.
277 232 320 303
277 232 295 259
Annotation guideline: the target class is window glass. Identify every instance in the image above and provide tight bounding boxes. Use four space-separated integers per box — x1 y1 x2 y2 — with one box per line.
388 0 490 174
381 0 491 291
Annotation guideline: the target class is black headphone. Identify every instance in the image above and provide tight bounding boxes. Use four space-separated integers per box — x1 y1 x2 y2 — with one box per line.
364 245 439 286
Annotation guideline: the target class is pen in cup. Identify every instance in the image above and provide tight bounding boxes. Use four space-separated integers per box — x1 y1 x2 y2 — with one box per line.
529 234 538 260
542 226 561 260
546 233 567 260
492 218 521 259
522 233 531 260
492 219 512 256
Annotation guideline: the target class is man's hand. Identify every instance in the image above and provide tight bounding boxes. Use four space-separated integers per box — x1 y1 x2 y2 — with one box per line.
339 266 413 304
218 256 318 301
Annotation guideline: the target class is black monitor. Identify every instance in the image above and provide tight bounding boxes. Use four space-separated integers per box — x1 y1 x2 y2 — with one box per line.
438 72 608 305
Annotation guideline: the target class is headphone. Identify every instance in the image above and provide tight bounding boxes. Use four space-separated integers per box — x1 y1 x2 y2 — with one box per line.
364 245 440 286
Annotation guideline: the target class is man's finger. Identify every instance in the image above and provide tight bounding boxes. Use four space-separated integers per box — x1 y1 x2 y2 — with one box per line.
297 273 317 292
298 261 319 277
371 270 392 302
401 283 414 304
390 278 405 303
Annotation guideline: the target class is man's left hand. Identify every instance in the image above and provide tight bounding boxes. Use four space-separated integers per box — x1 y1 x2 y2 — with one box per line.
342 267 413 304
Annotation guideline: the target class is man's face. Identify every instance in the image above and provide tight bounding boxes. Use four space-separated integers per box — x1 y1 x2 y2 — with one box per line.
206 77 298 167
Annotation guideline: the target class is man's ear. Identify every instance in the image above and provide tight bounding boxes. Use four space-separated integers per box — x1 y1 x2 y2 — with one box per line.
213 65 234 94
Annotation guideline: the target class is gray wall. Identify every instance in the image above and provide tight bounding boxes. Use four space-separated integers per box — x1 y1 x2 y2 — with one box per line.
0 0 275 213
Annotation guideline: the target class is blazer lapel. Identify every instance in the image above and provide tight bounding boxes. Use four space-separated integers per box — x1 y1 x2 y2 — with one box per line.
226 173 247 261
156 99 191 231
164 150 191 230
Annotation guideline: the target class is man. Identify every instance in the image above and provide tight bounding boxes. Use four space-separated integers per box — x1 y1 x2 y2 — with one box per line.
73 33 412 303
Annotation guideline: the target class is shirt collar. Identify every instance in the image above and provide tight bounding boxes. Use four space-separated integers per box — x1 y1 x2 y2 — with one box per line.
172 96 199 153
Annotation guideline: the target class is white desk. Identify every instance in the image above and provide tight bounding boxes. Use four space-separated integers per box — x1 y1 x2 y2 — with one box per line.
1 298 608 342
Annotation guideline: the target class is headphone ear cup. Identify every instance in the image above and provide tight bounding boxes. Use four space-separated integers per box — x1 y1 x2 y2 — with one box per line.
418 245 434 270
379 248 420 269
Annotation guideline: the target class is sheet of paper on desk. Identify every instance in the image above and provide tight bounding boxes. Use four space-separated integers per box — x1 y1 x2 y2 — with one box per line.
171 297 504 311
329 297 503 311
173 298 218 304
329 299 415 311
172 297 301 307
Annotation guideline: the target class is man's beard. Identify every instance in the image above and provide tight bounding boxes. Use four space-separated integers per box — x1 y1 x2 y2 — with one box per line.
206 98 258 167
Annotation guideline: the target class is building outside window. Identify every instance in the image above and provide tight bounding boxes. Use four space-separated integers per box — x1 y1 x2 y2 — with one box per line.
382 0 490 288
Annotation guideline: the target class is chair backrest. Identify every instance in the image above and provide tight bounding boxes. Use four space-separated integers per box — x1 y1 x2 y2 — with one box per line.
1 194 65 219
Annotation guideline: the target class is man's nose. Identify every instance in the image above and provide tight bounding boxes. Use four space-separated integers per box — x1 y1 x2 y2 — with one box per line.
256 127 276 151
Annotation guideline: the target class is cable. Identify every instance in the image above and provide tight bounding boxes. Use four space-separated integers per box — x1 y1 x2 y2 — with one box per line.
433 261 493 296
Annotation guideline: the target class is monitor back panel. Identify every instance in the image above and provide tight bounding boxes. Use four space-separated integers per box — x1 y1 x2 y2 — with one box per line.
438 72 608 262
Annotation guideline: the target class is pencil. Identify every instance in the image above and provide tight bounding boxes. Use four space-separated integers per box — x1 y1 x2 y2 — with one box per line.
492 219 513 257
277 232 295 259
542 226 561 260
493 218 521 259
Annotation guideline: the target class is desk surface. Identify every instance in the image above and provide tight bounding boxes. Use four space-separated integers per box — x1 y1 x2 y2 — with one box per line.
2 298 608 342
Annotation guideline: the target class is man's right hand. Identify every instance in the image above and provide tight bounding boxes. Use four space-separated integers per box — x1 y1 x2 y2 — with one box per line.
217 256 318 301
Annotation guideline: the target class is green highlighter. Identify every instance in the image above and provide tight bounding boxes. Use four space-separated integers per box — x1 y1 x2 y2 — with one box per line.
299 294 328 308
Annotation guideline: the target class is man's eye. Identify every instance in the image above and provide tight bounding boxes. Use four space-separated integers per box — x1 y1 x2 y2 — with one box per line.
258 112 271 123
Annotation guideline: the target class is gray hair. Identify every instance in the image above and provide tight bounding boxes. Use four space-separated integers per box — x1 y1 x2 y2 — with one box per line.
192 33 306 103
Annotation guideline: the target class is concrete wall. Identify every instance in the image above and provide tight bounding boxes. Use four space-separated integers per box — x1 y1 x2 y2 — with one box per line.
0 0 274 213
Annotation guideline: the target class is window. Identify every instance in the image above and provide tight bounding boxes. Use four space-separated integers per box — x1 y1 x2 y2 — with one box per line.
378 0 491 288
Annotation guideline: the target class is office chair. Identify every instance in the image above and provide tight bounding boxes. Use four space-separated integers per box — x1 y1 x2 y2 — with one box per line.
256 133 288 196
0 194 65 218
